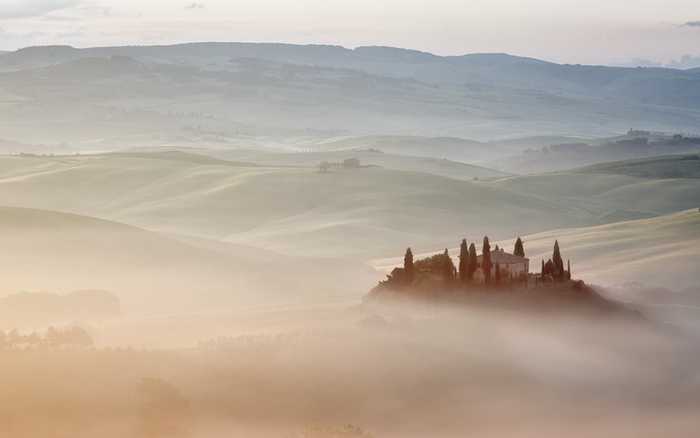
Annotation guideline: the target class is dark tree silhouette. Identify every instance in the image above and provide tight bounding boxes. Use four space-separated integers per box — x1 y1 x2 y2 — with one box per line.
552 240 564 280
442 249 456 283
459 239 469 283
495 263 501 284
404 248 414 283
544 259 555 277
482 236 492 284
541 259 545 277
467 243 478 280
514 237 525 258
567 259 572 280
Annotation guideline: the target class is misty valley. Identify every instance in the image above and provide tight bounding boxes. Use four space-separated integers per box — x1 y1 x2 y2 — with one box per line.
0 40 699 438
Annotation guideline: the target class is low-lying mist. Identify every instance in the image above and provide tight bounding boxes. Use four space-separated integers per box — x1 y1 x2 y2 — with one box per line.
1 296 698 438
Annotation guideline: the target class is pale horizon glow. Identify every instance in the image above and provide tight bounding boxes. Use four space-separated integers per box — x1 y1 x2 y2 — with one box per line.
0 0 699 66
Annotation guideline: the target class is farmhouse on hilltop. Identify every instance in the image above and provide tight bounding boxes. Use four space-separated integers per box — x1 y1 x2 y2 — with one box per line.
378 235 572 292
474 247 529 283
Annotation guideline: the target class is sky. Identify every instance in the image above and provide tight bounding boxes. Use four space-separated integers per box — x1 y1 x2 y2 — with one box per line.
1 0 700 66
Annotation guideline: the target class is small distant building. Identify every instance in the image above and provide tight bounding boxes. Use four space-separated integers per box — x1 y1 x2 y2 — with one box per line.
475 248 529 281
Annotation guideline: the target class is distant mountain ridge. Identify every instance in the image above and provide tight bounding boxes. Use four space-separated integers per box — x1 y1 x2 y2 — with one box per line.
5 43 698 87
2 43 547 69
1 42 700 144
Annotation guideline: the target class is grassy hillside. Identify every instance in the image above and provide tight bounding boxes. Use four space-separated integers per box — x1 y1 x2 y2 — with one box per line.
373 209 700 292
0 153 571 257
193 147 510 180
504 209 700 291
574 154 700 179
0 206 375 314
310 136 500 162
0 152 697 260
492 168 700 222
492 137 700 174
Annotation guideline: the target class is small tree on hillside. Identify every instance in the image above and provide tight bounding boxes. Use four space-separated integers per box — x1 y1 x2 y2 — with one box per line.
552 240 564 280
467 243 478 280
514 237 525 258
482 236 492 284
404 248 414 284
459 239 469 283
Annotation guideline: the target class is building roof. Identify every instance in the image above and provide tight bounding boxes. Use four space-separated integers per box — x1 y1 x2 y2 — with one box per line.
477 248 529 265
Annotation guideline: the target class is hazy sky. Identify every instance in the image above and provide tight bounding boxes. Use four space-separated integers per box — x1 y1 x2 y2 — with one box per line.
1 0 699 65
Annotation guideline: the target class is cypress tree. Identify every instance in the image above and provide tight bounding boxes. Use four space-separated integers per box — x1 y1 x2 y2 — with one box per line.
545 259 555 276
467 243 478 280
459 239 469 283
404 248 414 284
541 259 545 277
442 249 455 283
514 237 525 258
552 240 564 280
567 259 572 280
482 236 492 284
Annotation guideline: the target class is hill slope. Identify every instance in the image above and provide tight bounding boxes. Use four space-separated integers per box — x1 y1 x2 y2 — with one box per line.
0 152 697 258
574 154 700 179
491 136 700 174
505 209 700 291
0 206 375 313
372 209 700 292
193 147 510 180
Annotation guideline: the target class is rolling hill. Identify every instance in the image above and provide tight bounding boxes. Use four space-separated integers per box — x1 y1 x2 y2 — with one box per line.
0 206 376 314
491 135 700 174
188 147 510 180
0 151 697 259
574 154 700 179
1 43 700 147
310 136 499 162
504 209 700 291
372 209 700 292
492 160 700 223
0 153 572 257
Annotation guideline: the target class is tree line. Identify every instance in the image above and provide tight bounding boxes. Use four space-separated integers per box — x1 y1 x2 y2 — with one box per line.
0 326 93 350
540 240 572 282
384 236 571 290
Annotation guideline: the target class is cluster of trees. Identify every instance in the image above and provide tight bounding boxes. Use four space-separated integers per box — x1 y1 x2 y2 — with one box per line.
0 326 93 350
386 236 527 288
540 240 572 282
319 158 361 172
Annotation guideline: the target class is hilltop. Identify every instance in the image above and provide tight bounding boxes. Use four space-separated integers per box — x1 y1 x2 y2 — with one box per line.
375 209 700 290
369 237 637 319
